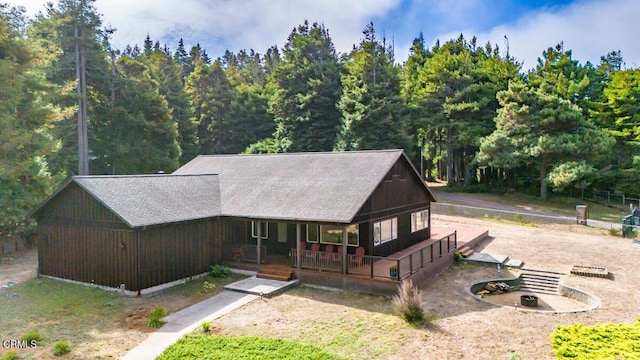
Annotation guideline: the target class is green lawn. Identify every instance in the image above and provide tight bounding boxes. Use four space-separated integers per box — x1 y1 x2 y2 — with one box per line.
0 273 245 359
157 335 347 360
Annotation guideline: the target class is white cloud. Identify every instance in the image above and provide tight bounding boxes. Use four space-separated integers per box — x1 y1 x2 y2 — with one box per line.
408 0 640 70
97 0 401 56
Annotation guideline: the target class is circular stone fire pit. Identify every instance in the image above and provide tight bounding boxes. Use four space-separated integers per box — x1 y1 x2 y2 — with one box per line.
520 294 538 307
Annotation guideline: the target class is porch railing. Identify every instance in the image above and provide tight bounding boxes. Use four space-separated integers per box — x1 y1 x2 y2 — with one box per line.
291 231 457 280
223 244 267 264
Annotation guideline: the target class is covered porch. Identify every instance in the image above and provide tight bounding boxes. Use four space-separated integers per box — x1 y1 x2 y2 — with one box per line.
223 223 489 294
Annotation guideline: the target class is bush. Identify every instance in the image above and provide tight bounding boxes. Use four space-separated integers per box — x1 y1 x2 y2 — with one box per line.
147 306 168 328
201 320 212 333
0 351 19 360
391 279 425 323
52 340 71 356
608 227 621 237
202 280 216 292
551 320 640 359
454 251 463 262
209 264 231 278
20 330 40 344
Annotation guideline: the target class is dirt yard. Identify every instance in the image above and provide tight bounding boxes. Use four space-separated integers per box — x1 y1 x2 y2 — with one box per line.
213 214 640 359
1 215 638 359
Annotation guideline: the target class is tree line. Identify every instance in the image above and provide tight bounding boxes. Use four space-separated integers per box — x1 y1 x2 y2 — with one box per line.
1 0 638 237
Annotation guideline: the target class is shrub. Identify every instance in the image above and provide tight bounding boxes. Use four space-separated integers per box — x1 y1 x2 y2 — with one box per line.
20 330 40 344
201 320 212 333
202 280 216 292
551 320 640 359
52 340 71 356
391 279 425 324
454 251 463 262
209 264 231 278
147 306 168 328
608 227 621 237
0 351 19 360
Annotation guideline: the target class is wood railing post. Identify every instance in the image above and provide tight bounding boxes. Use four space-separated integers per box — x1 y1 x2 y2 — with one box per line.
370 258 374 278
296 224 301 269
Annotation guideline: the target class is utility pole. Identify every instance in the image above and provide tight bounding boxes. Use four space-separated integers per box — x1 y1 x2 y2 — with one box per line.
75 0 89 175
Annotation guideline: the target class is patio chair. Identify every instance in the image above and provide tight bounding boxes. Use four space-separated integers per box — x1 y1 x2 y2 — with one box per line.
319 244 335 262
304 243 320 263
349 246 365 267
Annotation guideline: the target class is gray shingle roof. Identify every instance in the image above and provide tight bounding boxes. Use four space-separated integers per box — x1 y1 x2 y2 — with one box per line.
74 174 221 228
32 150 434 228
174 149 429 223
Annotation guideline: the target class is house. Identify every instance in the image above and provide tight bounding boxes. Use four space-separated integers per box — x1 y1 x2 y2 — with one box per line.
31 150 458 295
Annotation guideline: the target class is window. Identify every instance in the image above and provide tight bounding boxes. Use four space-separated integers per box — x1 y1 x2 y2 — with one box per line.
306 224 319 243
251 221 268 239
373 217 398 246
411 209 429 233
320 224 359 247
277 223 287 243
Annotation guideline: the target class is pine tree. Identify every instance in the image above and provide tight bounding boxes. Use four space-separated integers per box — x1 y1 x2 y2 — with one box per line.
30 0 108 176
336 23 410 152
477 80 614 199
0 6 61 236
269 21 342 152
91 56 180 174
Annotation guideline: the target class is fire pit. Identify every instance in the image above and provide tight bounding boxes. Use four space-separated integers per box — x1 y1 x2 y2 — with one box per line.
521 295 538 307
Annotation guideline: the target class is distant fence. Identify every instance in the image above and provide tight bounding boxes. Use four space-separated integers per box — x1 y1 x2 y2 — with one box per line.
585 190 640 211
0 236 28 256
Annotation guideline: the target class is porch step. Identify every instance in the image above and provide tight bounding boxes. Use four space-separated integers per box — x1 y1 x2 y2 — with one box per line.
458 246 474 258
256 265 294 282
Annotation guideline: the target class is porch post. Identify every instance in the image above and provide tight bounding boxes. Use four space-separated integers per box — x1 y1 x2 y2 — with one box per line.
296 223 301 269
256 221 262 265
342 225 348 274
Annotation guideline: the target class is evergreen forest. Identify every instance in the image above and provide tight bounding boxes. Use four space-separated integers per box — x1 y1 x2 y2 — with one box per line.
1 1 639 237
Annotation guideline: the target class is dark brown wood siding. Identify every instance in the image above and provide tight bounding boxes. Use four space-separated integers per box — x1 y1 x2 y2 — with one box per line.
353 156 432 257
137 218 221 290
353 156 431 223
36 183 223 292
38 224 136 288
36 183 129 230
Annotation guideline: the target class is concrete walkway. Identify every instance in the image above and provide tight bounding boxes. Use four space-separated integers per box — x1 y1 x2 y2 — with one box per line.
121 276 297 360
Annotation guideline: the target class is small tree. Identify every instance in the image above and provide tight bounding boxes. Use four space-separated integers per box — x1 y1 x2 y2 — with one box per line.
392 279 425 323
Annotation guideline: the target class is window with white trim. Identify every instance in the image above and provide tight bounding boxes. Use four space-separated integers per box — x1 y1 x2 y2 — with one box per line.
306 224 319 243
251 221 268 239
410 209 429 233
373 217 397 246
319 224 359 246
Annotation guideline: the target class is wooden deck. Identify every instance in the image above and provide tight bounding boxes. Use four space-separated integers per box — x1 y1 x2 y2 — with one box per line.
225 225 490 295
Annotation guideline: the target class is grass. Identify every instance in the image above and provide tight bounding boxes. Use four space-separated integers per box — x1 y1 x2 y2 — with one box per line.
0 273 245 359
551 320 640 359
443 190 628 223
157 334 347 360
213 286 429 359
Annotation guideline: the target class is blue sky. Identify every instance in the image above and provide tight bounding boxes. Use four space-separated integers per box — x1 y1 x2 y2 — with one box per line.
9 0 639 70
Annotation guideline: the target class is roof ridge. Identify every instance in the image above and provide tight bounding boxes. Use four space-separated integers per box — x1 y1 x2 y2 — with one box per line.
194 149 404 159
74 173 219 179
